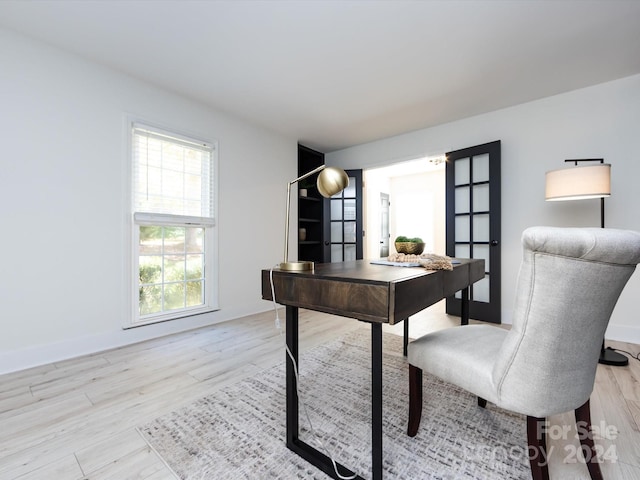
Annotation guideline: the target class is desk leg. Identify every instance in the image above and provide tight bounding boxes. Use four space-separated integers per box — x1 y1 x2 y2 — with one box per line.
461 287 469 326
403 317 409 356
285 305 299 447
371 322 383 480
285 305 364 480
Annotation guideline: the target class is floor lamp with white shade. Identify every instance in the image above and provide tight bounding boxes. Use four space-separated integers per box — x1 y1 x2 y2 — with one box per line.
545 159 628 366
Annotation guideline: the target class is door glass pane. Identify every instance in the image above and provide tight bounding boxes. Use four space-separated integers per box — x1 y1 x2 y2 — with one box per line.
455 187 470 214
455 216 470 242
344 177 356 197
344 245 356 261
455 157 470 185
344 199 356 220
474 245 490 273
473 275 490 302
331 222 343 242
344 221 356 243
473 184 490 212
473 214 490 242
455 244 469 259
472 154 490 182
330 199 342 220
331 245 343 262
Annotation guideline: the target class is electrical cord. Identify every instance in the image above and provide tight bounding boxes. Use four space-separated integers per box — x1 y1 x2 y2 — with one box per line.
269 268 358 480
607 347 640 362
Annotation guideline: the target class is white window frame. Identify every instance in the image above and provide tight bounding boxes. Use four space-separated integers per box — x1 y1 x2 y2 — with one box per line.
125 120 219 327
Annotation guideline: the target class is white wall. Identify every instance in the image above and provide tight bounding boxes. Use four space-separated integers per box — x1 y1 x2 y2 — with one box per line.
328 74 640 343
363 169 445 259
0 28 294 374
389 170 446 256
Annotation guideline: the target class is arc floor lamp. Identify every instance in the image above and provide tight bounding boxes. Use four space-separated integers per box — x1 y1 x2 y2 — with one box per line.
280 165 349 271
545 159 628 366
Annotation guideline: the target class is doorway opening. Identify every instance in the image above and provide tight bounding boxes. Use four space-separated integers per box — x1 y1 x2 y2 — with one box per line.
364 155 446 260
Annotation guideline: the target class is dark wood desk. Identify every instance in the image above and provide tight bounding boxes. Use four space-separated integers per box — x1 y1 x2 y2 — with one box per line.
261 259 484 480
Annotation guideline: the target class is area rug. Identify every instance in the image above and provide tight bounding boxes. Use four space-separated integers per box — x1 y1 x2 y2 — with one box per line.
138 330 531 479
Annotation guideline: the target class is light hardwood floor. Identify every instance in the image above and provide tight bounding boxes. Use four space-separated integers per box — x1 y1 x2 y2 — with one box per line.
1 302 639 480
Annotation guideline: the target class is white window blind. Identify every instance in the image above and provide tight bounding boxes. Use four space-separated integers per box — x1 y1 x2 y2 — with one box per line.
132 124 214 219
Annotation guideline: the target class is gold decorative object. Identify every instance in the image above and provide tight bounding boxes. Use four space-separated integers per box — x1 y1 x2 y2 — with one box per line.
395 242 426 255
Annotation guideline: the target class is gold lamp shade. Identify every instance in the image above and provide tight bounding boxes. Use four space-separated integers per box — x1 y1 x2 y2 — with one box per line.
545 163 611 201
317 167 349 198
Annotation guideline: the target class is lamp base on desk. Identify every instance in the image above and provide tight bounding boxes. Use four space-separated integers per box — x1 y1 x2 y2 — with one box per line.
280 261 314 272
599 347 629 366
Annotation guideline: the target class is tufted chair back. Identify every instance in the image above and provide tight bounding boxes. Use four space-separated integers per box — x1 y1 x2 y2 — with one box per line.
492 227 640 417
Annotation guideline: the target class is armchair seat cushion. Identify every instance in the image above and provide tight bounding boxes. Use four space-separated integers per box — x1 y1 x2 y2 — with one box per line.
408 324 507 406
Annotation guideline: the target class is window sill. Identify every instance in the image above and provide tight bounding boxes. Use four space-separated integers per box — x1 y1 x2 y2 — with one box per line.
126 306 220 329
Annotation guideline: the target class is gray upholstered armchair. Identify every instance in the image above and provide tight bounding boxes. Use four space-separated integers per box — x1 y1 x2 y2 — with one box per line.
407 226 640 480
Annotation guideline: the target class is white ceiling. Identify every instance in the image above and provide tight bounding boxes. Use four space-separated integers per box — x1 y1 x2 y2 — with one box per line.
1 0 639 153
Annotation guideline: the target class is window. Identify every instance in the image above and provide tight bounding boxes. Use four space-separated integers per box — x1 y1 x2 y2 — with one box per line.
129 122 217 325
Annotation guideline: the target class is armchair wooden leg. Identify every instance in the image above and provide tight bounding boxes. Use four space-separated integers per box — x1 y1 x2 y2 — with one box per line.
526 416 550 480
407 364 423 437
575 399 604 480
478 397 487 408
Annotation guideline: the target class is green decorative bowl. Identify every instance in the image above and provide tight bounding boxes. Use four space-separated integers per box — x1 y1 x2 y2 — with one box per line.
395 242 425 255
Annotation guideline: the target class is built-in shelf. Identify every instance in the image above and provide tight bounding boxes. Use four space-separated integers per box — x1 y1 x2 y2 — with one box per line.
298 144 326 264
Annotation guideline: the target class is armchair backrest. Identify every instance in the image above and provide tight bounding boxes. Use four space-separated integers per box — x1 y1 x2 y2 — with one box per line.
492 226 640 417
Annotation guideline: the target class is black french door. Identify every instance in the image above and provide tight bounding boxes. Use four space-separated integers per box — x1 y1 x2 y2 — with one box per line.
446 141 501 323
325 169 363 262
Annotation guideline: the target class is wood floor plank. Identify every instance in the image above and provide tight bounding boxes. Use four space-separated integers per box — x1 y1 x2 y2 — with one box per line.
0 386 34 417
140 469 178 480
0 363 58 393
10 455 83 480
82 444 168 480
0 393 93 453
628 398 640 432
593 365 640 469
75 428 152 474
617 460 640 480
607 340 640 402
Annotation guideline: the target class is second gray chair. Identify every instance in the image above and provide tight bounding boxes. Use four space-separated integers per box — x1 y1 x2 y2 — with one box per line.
407 226 640 480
